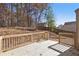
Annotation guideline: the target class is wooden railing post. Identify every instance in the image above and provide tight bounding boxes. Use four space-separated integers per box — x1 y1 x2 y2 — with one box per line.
74 32 76 48
0 36 3 51
59 33 61 44
47 32 49 40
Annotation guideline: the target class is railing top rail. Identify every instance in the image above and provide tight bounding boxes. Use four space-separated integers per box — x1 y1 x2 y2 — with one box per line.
2 31 48 38
59 32 74 34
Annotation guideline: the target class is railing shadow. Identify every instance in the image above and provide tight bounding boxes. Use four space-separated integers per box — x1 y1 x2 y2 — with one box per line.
48 43 79 56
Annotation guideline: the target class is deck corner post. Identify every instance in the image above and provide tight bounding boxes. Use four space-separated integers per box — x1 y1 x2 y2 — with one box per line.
0 36 3 52
75 8 79 49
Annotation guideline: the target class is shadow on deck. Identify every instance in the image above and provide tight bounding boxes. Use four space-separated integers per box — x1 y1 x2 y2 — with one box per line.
48 43 79 56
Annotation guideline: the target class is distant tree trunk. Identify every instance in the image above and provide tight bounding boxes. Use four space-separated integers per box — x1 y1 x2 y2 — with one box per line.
10 3 13 26
27 4 29 27
16 4 19 26
3 4 6 27
9 4 11 27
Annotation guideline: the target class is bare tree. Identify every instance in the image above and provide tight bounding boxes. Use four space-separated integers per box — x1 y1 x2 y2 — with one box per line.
0 3 48 28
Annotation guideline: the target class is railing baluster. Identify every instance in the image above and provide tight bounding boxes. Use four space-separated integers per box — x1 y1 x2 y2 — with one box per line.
12 37 14 48
0 31 48 51
14 37 16 46
7 38 8 49
2 39 4 50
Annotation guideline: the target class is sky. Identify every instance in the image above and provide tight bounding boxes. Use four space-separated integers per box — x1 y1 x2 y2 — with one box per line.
49 3 79 26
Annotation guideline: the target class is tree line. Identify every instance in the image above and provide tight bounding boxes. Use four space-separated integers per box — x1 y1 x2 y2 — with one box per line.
0 3 56 31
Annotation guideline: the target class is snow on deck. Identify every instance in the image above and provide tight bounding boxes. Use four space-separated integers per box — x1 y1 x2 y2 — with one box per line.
0 40 71 56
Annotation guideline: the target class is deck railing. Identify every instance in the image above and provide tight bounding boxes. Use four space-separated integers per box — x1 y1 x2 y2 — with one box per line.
0 31 49 52
59 32 74 46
